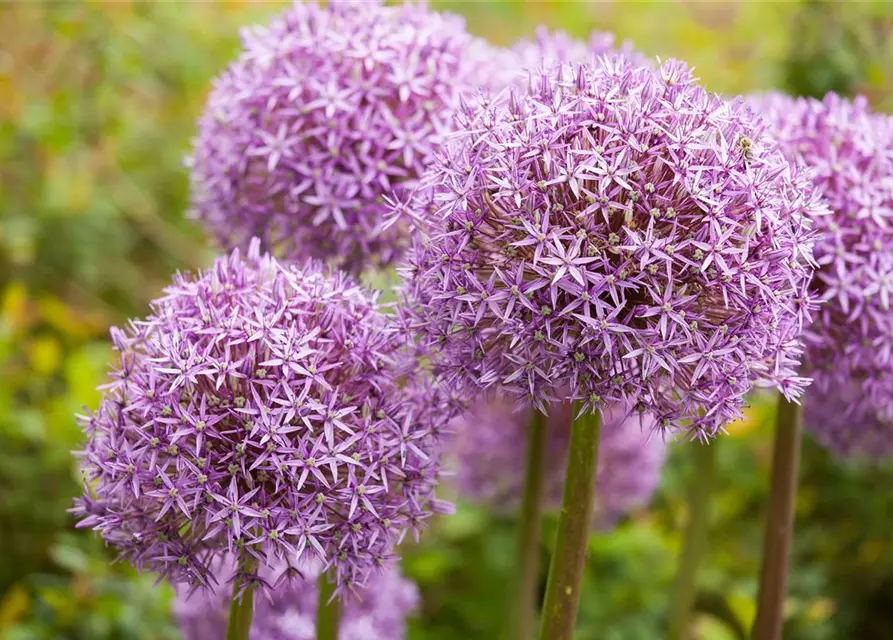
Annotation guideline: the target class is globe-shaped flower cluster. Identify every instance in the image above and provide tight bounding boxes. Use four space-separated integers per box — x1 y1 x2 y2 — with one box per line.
189 0 502 275
451 399 666 527
175 555 418 640
73 239 447 592
398 58 826 436
753 93 893 456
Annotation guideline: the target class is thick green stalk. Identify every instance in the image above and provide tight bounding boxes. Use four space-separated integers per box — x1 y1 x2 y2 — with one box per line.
508 409 548 640
538 405 602 640
316 569 342 640
225 552 257 640
225 578 243 640
666 440 718 640
752 398 803 640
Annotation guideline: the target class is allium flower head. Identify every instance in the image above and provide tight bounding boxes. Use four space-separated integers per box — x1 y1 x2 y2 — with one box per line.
175 556 417 640
452 399 666 527
190 0 502 275
753 93 893 456
73 239 445 593
511 26 648 75
398 58 825 436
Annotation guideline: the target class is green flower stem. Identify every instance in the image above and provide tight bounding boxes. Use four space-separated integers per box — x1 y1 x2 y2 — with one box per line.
667 440 718 640
316 569 342 640
508 409 548 640
225 551 257 640
539 405 602 640
752 397 803 640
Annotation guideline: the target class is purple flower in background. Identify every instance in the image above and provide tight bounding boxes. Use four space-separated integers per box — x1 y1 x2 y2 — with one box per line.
175 555 418 640
451 399 666 527
753 93 893 456
397 58 825 437
189 0 504 275
73 239 447 594
511 26 648 75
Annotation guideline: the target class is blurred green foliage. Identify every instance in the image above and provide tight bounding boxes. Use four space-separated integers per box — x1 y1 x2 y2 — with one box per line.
1 1 892 638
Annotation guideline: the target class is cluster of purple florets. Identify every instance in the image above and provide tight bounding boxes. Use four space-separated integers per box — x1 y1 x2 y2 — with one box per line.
754 93 893 456
175 555 418 640
451 399 666 527
398 57 825 437
511 26 648 76
189 0 502 275
73 239 450 593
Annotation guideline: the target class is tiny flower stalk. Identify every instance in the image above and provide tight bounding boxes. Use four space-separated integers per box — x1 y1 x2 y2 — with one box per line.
752 398 803 640
508 409 548 640
539 406 602 640
316 570 342 640
666 440 718 640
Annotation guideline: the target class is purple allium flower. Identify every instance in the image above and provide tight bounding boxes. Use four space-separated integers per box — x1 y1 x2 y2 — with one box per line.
175 555 418 640
73 239 446 593
189 0 505 275
752 93 893 456
451 399 666 527
397 58 826 436
511 26 648 75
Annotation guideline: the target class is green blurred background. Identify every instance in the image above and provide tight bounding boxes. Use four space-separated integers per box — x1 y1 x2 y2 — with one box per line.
1 1 892 638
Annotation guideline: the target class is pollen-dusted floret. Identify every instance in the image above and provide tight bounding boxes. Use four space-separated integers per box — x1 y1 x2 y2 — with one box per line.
189 0 504 275
399 58 825 437
753 93 893 456
72 239 446 594
451 399 666 527
175 556 418 640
